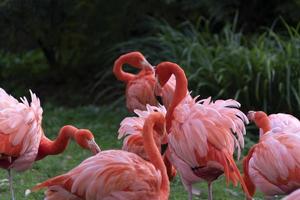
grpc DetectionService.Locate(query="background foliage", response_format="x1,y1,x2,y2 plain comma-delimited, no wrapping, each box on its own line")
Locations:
119,18,300,116
0,1,299,199
1,0,300,112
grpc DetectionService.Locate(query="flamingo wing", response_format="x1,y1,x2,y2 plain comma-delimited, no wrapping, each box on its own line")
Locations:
33,150,162,200
268,113,300,130
118,105,166,160
126,74,157,111
167,96,248,192
248,129,300,196
0,89,43,171
169,96,247,166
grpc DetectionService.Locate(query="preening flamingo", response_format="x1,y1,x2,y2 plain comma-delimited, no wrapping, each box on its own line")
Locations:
118,104,176,180
243,111,300,199
113,51,157,111
0,88,100,200
248,111,300,136
31,112,170,200
155,62,250,200
113,51,178,111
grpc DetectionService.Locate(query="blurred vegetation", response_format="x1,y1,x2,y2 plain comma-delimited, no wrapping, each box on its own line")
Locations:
119,18,300,117
0,0,300,114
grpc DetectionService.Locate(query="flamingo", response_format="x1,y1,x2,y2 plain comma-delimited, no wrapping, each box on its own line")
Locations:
283,189,300,200
247,111,300,136
113,51,178,111
118,104,176,180
0,88,100,200
243,111,300,199
31,112,170,200
155,62,250,200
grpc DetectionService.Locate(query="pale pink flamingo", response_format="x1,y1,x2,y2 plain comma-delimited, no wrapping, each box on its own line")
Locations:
0,88,100,200
155,62,250,200
283,188,300,200
118,104,176,180
113,51,178,111
243,111,300,199
248,111,300,136
113,51,157,111
31,112,169,200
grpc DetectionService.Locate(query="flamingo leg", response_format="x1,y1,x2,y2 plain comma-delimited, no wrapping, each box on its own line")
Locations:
187,185,193,200
180,177,193,200
8,169,15,200
208,182,213,200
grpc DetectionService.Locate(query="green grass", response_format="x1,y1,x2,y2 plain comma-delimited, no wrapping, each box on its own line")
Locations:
0,105,264,199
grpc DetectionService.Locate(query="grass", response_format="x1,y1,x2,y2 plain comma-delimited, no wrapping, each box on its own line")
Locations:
0,105,264,200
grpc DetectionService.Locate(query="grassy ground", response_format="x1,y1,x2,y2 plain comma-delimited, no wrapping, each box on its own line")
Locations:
0,105,264,200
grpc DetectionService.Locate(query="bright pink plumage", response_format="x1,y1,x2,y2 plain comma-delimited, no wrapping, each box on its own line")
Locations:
33,112,170,200
167,96,248,198
118,104,166,160
248,111,300,137
113,52,177,111
155,61,250,199
33,150,164,200
243,128,300,198
118,104,177,180
125,69,158,111
268,113,300,129
0,88,43,171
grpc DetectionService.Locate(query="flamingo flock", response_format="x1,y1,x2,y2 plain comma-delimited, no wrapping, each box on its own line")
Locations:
0,51,299,200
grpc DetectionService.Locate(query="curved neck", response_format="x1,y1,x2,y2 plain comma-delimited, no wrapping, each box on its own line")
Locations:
143,113,169,199
255,112,271,134
165,65,188,132
113,57,142,82
36,125,78,161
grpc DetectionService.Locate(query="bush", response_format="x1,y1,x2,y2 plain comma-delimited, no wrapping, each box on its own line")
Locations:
116,19,300,117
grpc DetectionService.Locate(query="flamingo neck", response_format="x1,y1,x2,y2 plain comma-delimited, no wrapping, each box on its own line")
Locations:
35,125,78,161
255,114,271,134
143,113,169,199
113,57,142,82
165,66,188,132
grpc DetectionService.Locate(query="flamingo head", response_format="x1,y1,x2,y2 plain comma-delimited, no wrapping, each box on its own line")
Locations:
247,111,268,123
155,62,173,87
247,110,271,134
115,51,152,70
75,129,101,155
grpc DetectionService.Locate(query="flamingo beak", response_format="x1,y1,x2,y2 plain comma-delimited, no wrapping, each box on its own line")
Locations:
141,59,153,70
247,111,256,122
87,139,101,155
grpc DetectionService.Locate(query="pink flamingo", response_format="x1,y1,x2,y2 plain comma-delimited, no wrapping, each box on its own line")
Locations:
0,88,100,200
248,111,300,136
243,111,300,199
113,51,178,111
118,104,176,180
118,104,167,160
155,62,250,200
31,112,170,200
113,51,157,111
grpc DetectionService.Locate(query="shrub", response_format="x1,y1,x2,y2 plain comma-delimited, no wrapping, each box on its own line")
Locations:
116,19,300,117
